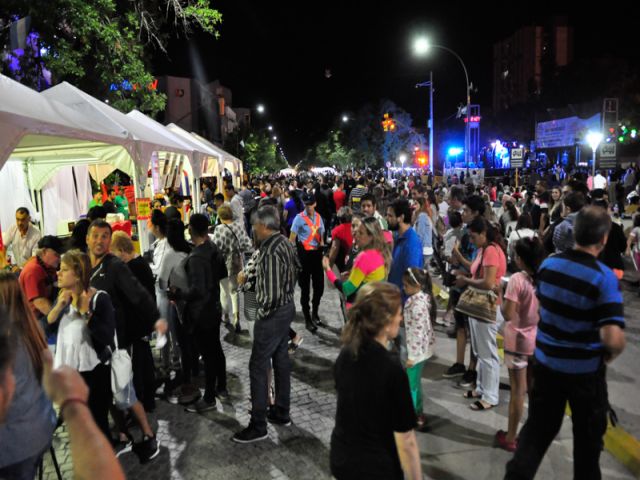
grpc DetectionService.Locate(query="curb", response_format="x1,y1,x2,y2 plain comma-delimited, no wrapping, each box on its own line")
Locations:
604,422,640,478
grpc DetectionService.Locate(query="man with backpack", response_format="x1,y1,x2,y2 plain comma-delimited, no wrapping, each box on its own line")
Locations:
168,214,229,413
87,220,160,463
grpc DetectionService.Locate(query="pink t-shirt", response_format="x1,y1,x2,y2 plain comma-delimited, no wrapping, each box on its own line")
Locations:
503,272,540,355
470,244,507,283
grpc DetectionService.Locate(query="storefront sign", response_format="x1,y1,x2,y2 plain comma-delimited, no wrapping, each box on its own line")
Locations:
136,198,151,220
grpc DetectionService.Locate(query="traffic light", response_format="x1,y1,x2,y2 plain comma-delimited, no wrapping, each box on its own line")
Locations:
381,113,396,132
415,149,428,168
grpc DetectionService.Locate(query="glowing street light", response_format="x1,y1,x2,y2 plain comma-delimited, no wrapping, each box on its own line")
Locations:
413,37,431,56
273,135,278,141
268,125,273,131
256,104,265,114
399,153,407,176
586,131,604,179
342,115,349,123
413,36,471,168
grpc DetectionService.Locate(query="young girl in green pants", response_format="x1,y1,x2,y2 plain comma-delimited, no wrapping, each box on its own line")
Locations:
402,267,436,429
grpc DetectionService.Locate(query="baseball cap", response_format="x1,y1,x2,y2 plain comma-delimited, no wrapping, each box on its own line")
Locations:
38,235,64,255
302,192,316,205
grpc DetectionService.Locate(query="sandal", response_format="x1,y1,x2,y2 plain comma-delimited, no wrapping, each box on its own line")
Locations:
470,400,494,411
495,430,518,452
463,390,481,399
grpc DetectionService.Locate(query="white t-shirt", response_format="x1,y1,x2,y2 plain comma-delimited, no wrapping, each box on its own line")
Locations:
593,174,607,190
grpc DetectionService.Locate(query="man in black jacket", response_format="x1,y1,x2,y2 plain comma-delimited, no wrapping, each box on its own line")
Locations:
87,220,160,463
169,214,228,413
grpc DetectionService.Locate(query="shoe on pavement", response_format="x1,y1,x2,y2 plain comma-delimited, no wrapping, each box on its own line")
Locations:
133,435,160,464
113,439,133,458
167,384,201,405
185,398,217,413
495,430,518,452
312,314,326,328
267,406,292,426
305,313,317,333
459,370,477,388
442,362,466,378
215,389,230,401
232,423,268,444
288,337,304,354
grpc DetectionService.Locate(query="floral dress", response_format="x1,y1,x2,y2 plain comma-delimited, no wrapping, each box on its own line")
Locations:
404,291,435,364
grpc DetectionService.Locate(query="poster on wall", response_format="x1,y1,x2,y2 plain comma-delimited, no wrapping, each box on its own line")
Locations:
136,198,151,220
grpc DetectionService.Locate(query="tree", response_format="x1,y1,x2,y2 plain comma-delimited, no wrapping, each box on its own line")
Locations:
313,130,356,169
0,0,222,115
242,131,287,175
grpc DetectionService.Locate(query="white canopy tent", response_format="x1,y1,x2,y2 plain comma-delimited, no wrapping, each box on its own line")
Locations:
41,83,199,251
166,123,224,189
126,110,205,203
191,132,244,189
0,74,133,235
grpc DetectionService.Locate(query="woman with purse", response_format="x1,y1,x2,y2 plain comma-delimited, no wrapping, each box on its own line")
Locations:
455,217,507,411
212,204,254,333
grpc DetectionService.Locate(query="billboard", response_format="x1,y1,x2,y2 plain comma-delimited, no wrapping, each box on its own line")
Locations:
536,114,601,148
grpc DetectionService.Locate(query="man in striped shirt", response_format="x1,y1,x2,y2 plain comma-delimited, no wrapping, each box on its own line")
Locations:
506,206,626,480
233,206,300,444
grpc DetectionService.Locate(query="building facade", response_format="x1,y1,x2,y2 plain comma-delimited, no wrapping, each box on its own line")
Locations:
493,19,573,113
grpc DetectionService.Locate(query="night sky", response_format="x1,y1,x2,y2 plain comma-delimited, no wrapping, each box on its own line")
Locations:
156,1,640,163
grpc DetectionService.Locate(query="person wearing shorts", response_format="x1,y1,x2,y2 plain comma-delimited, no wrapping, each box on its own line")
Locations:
495,237,544,452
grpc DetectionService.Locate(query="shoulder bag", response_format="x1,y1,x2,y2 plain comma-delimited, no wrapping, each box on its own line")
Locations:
91,291,133,394
454,247,498,323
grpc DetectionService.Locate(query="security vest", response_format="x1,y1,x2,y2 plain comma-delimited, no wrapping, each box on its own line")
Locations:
300,212,321,251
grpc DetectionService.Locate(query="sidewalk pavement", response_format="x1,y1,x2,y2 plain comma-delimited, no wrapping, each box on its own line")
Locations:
41,279,638,479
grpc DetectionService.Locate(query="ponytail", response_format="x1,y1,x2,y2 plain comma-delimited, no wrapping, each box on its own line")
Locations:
403,267,437,323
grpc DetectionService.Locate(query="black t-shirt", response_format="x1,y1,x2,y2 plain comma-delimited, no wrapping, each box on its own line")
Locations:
330,340,416,480
127,256,156,302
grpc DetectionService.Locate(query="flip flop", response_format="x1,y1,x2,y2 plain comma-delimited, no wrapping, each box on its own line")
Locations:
463,390,482,399
470,400,494,411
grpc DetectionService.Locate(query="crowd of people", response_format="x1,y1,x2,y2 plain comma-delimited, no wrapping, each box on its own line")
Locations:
0,162,637,479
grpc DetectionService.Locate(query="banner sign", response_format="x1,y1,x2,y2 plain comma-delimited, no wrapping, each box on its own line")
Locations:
536,114,601,148
136,198,151,220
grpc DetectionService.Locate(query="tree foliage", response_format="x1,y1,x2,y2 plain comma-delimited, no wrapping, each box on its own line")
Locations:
309,100,426,169
0,0,222,115
242,131,287,175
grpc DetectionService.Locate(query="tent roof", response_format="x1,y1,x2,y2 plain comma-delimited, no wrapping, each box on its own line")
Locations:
0,74,130,175
126,110,205,178
42,83,191,163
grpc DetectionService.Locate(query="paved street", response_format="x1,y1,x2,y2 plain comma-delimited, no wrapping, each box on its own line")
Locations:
42,274,639,479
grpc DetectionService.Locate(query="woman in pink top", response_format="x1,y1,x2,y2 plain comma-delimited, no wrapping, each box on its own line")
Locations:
495,237,545,452
455,217,507,411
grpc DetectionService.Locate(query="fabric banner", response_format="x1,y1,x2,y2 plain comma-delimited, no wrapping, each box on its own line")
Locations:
536,114,601,148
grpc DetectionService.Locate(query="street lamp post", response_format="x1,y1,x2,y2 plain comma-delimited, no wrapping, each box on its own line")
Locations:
414,37,471,167
415,71,434,174
586,131,604,180
399,153,407,176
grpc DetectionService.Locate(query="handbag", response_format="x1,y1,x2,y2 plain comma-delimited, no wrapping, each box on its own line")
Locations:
224,224,245,276
91,291,133,393
110,332,133,394
454,248,498,323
